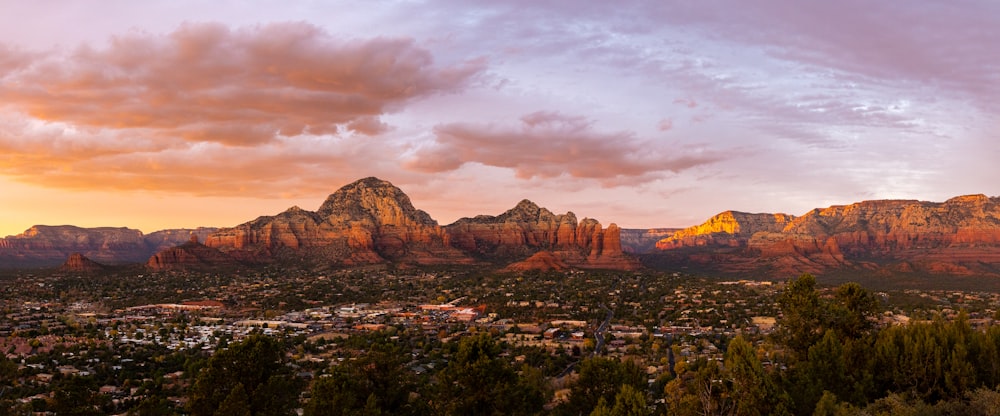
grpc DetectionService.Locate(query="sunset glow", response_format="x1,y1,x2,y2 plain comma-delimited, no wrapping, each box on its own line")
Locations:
1,1,997,236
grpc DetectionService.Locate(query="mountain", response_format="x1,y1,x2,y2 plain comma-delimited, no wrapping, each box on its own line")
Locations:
446,200,639,270
147,236,239,271
180,178,637,271
203,177,472,267
0,226,218,268
646,195,1000,278
620,228,680,253
59,253,106,273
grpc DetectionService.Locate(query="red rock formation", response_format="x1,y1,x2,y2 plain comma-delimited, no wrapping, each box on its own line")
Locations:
204,177,472,267
59,253,106,273
0,226,220,268
655,211,795,250
505,251,569,272
147,236,239,271
445,200,639,270
651,194,1000,277
201,181,639,271
619,228,680,253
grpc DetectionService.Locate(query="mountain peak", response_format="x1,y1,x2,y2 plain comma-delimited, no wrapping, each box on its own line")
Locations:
59,252,106,272
498,199,556,223
316,177,436,226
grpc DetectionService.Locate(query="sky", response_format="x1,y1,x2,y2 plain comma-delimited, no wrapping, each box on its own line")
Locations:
1,0,998,237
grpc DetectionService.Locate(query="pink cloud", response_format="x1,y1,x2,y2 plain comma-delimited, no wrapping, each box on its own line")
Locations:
657,119,673,131
0,22,485,146
405,111,724,183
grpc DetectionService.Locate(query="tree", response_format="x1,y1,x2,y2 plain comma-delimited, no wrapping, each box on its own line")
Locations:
776,274,823,361
726,336,790,416
49,376,106,416
829,282,879,339
609,384,649,416
304,341,420,416
434,334,546,416
187,335,300,416
561,357,645,416
214,383,252,416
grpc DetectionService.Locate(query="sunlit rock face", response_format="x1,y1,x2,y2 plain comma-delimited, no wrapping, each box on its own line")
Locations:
655,211,795,250
619,228,679,254
0,225,217,268
650,195,1000,277
196,178,640,271
447,200,639,271
204,177,471,266
5,177,643,271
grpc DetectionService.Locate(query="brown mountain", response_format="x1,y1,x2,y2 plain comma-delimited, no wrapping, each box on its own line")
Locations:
0,226,218,268
648,194,1000,277
167,178,638,271
59,253,106,273
620,228,680,254
446,200,639,270
203,177,473,267
147,236,240,271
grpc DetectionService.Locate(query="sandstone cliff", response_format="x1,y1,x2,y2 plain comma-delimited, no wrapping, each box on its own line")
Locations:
649,195,1000,277
0,226,220,268
184,179,639,271
203,177,472,267
655,211,795,250
620,228,680,253
147,236,239,271
447,200,639,270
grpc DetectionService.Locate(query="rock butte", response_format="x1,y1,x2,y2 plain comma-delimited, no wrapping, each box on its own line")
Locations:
198,177,637,271
650,194,1000,277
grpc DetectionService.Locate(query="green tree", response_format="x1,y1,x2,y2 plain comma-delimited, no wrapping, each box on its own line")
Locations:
304,340,421,416
187,335,300,416
49,376,106,416
561,357,645,416
434,334,546,416
214,383,252,416
776,274,823,361
609,384,649,416
812,391,858,416
829,282,879,339
726,336,790,416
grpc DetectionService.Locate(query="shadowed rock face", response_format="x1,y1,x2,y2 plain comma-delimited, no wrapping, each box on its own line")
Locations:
0,226,218,268
59,253,106,272
649,195,1000,277
148,236,239,271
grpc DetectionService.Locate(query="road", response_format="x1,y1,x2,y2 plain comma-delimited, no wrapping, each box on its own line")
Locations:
592,304,613,357
556,304,615,378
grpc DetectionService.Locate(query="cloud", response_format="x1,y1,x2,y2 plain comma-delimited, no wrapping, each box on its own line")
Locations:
0,22,487,196
0,22,485,146
405,111,725,183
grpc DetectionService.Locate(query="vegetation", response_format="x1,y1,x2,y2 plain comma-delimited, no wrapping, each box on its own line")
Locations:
6,267,1000,414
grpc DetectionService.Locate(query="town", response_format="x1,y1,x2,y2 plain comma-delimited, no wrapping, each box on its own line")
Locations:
3,265,1000,415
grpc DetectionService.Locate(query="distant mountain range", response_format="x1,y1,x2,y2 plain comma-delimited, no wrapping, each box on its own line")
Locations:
4,179,1000,280
0,226,218,268
644,194,1000,279
2,177,636,272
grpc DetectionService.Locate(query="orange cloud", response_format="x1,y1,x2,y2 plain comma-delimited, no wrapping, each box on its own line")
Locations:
0,23,485,196
0,22,483,146
406,111,725,182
